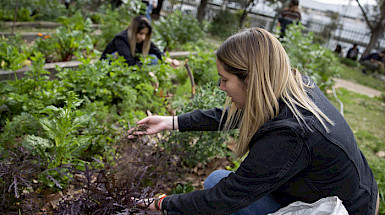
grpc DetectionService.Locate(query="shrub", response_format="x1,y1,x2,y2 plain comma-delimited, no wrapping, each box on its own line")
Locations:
0,35,29,71
339,57,360,68
168,83,232,167
154,10,205,51
0,0,66,22
282,24,340,92
209,10,239,39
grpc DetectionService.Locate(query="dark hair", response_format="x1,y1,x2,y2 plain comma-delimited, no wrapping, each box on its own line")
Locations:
127,15,153,56
290,0,299,7
381,50,385,54
132,15,152,34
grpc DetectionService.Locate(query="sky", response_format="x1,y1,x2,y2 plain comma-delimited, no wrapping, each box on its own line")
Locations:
313,0,377,5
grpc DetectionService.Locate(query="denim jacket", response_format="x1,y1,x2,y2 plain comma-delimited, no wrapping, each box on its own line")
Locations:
161,77,378,215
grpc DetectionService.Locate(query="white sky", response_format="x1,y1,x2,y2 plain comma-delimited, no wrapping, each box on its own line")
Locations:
313,0,377,5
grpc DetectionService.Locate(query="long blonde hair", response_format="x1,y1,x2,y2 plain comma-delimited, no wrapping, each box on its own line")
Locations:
217,28,334,158
127,15,152,57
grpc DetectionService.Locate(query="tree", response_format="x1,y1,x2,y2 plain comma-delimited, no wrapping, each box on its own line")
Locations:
355,0,385,59
197,0,208,22
237,0,259,28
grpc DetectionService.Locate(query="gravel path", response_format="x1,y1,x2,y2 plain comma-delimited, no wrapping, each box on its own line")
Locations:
333,78,382,98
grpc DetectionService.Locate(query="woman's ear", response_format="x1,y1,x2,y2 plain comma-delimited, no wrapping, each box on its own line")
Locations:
243,76,249,91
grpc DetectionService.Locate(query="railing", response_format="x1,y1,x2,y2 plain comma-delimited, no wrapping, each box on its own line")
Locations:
160,0,385,52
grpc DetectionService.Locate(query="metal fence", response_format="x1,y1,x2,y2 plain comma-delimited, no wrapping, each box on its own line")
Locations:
160,0,385,55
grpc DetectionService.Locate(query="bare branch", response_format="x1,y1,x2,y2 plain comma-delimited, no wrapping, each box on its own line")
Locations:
355,0,374,31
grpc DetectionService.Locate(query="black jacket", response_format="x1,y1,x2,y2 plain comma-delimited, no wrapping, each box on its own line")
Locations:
100,29,163,66
161,76,378,215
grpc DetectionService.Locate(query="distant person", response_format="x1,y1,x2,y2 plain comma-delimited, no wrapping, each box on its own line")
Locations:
145,0,157,22
334,44,343,58
64,0,71,10
346,44,359,61
277,0,301,38
359,50,385,74
100,15,179,67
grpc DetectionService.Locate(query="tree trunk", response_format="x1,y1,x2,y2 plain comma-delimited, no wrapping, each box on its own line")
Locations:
356,0,385,59
361,22,385,58
197,0,208,22
239,0,257,28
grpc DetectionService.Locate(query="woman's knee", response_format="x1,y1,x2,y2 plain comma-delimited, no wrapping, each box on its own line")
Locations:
204,170,232,189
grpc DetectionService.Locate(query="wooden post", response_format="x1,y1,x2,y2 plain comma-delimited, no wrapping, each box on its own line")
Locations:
184,59,195,98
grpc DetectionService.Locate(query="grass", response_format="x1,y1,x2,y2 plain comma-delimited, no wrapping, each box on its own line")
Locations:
328,64,385,214
337,61,385,93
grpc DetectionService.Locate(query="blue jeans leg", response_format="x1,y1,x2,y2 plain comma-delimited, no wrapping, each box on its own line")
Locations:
204,170,281,215
148,54,159,65
146,4,153,22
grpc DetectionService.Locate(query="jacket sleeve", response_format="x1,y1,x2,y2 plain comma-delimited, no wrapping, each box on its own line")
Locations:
114,37,140,66
161,127,309,215
177,108,229,132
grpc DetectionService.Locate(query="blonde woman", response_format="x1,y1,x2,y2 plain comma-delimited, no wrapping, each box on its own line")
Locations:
132,28,379,215
100,15,179,67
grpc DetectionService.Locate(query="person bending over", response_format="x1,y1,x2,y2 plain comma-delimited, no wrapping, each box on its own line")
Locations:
132,28,379,215
100,15,179,67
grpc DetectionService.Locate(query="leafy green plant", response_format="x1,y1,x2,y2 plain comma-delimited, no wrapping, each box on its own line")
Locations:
0,35,29,71
0,0,66,21
95,2,143,50
339,57,360,68
0,52,64,123
282,24,340,92
168,83,232,167
208,10,239,39
171,183,194,194
154,10,205,51
30,11,94,62
22,92,93,189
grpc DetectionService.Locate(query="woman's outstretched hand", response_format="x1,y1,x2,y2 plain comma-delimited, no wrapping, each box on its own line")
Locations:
165,57,180,68
130,116,177,136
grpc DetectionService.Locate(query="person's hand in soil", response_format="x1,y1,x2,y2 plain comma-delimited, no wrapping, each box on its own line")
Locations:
129,116,178,136
132,193,167,211
132,197,157,210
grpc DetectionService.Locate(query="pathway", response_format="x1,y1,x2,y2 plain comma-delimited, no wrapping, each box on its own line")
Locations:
333,78,382,98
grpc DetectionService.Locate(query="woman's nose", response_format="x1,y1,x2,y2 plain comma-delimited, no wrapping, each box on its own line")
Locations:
219,80,225,91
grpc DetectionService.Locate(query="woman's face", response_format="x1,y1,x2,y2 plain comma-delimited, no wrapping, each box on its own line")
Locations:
136,27,149,43
217,59,247,109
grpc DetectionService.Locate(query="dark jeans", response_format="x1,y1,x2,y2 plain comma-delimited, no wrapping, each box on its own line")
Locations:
204,170,282,215
360,60,381,73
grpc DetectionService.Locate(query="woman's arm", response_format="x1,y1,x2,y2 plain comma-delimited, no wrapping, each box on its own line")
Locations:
114,37,140,66
134,108,225,136
149,42,180,68
178,108,227,132
161,127,308,214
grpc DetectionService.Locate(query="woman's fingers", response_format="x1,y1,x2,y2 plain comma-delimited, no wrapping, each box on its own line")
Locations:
172,59,180,66
126,116,173,138
137,117,150,125
131,197,157,210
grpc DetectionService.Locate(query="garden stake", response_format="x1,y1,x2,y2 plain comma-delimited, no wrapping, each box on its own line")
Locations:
184,59,195,98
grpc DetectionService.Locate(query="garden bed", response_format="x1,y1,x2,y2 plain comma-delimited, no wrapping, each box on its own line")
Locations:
0,51,196,81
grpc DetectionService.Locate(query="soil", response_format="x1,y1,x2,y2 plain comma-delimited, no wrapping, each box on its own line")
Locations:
18,133,234,214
